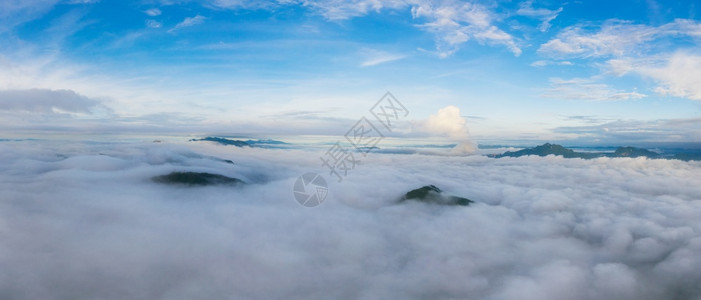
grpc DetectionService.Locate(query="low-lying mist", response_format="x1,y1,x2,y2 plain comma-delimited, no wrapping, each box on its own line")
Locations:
1,139,700,299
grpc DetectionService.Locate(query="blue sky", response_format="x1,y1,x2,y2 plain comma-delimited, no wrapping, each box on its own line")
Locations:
0,0,700,145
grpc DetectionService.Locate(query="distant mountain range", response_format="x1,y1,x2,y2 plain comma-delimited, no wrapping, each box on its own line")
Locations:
492,143,700,161
190,137,288,148
188,137,701,161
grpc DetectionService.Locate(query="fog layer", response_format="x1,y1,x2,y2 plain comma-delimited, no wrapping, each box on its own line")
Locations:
1,140,700,299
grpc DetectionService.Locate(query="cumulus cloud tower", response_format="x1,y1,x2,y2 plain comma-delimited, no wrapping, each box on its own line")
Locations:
425,105,476,154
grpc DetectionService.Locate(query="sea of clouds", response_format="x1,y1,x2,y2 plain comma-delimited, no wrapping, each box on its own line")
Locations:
1,139,700,299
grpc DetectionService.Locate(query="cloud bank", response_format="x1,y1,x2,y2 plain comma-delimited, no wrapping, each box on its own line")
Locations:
538,19,701,101
423,105,476,154
543,78,646,101
2,139,700,299
0,88,103,114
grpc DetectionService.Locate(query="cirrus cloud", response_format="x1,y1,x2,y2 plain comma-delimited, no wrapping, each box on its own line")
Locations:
169,15,207,33
205,0,522,57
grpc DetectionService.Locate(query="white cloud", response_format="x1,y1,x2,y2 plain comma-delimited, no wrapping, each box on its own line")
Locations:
530,60,572,67
553,117,701,144
0,47,418,135
538,19,701,102
0,88,103,114
1,140,701,298
603,52,701,101
423,105,475,154
543,77,647,101
539,22,655,57
425,105,468,139
412,1,521,57
0,0,59,32
169,15,207,32
359,49,407,67
516,0,563,32
66,0,100,3
530,60,548,67
144,8,161,16
204,0,521,57
298,0,405,20
0,89,115,132
207,0,279,10
539,19,701,58
605,57,636,76
206,0,404,17
636,52,701,100
146,19,162,28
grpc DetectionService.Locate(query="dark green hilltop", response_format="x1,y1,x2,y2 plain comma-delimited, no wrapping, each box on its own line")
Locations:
401,185,474,206
153,172,245,186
